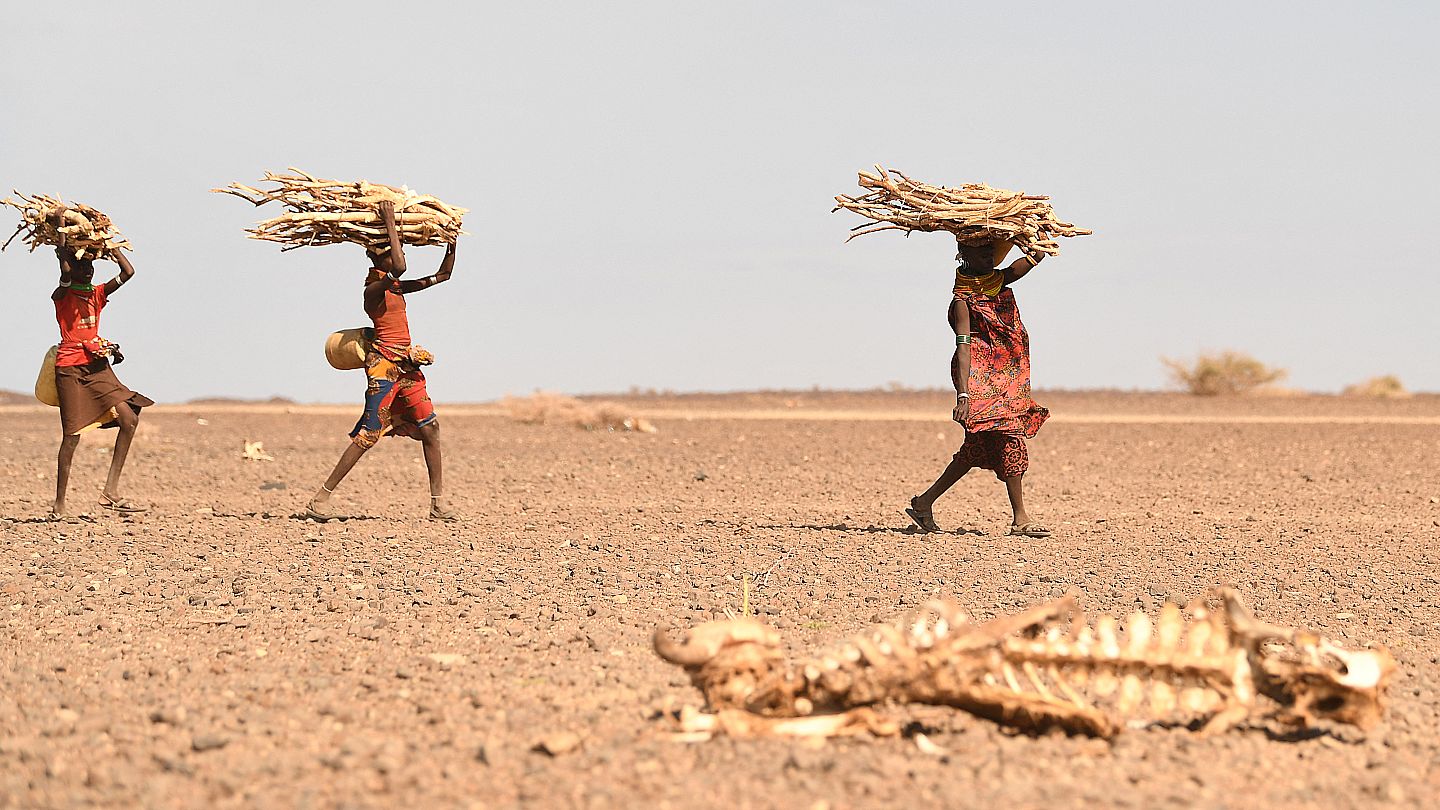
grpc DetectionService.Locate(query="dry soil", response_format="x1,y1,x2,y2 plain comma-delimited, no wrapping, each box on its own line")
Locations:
1,391,1437,808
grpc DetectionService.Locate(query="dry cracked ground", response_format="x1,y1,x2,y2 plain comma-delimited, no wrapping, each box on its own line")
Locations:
1,391,1438,808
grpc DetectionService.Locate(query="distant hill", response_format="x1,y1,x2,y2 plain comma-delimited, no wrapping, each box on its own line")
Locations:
0,389,35,404
185,396,298,406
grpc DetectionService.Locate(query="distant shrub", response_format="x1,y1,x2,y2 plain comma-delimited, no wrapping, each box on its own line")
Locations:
501,392,657,433
1162,351,1287,396
1342,375,1410,398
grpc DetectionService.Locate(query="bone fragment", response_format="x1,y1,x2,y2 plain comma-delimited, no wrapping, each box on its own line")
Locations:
1157,603,1183,657
1149,680,1177,716
1118,675,1144,715
1127,611,1152,655
1097,616,1121,659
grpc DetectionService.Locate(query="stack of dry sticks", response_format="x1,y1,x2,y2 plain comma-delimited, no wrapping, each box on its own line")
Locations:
2,192,132,260
213,169,467,251
833,166,1091,260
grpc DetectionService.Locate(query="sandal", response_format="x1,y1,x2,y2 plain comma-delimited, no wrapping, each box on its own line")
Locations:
428,498,461,523
99,496,148,514
304,501,346,523
1006,522,1052,538
904,497,941,533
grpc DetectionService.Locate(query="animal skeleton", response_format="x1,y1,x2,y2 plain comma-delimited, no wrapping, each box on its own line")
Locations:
833,166,1092,260
2,192,132,260
654,588,1392,740
213,168,466,252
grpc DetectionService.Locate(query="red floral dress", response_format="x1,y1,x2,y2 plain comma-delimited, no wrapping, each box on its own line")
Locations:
951,286,1048,479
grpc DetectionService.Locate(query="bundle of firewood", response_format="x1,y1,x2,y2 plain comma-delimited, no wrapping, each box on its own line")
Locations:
213,168,467,252
833,166,1091,260
1,192,132,260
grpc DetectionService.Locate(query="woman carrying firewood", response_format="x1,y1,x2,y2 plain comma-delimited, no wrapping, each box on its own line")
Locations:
50,246,153,519
306,201,460,522
905,239,1051,537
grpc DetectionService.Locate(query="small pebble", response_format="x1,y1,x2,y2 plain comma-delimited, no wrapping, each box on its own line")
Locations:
192,733,229,752
534,731,581,757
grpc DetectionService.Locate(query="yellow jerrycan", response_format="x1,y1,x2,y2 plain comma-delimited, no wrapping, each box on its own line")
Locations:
324,329,370,371
34,345,59,407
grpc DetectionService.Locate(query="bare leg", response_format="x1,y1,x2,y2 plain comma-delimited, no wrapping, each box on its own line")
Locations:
1004,475,1031,527
905,458,972,532
419,421,458,520
53,433,81,517
310,442,370,515
914,458,972,513
419,421,443,498
101,403,139,503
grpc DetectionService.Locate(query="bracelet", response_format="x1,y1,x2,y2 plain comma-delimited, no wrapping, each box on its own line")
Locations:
957,392,969,399
956,334,972,345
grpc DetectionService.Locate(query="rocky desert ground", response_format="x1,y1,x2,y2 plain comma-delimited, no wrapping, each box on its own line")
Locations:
2,390,1437,808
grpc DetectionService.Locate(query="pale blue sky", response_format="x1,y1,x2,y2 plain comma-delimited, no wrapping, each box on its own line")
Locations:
3,1,1436,401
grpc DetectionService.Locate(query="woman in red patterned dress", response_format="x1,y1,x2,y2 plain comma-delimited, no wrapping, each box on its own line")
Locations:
905,239,1051,537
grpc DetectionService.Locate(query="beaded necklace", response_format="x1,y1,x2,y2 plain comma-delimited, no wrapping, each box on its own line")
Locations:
953,269,1004,298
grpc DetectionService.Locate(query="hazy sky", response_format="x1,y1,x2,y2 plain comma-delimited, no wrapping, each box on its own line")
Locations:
3,1,1437,402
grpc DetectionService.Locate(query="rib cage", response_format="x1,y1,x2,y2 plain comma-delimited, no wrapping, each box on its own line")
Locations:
653,588,1393,738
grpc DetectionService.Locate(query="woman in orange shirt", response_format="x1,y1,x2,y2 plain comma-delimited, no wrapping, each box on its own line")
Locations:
50,247,153,519
306,201,459,522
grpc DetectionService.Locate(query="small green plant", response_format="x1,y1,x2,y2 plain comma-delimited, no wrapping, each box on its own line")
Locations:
1162,351,1287,396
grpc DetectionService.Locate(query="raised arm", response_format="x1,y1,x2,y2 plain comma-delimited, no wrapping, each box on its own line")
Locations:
1001,253,1044,286
52,247,74,300
378,200,407,276
102,249,136,296
949,299,972,424
398,240,457,294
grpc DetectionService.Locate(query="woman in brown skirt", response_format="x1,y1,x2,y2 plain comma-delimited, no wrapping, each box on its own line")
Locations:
50,247,153,519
